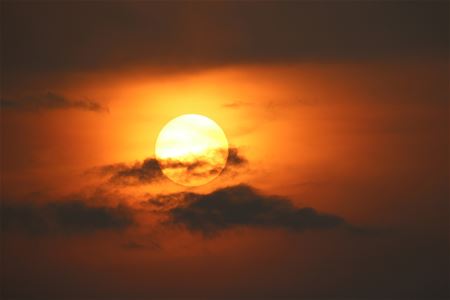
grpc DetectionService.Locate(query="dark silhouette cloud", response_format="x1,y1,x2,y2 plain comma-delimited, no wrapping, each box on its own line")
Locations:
99,158,164,185
166,184,345,236
2,183,367,239
97,147,247,185
1,92,108,113
161,147,248,179
226,147,247,167
2,200,134,235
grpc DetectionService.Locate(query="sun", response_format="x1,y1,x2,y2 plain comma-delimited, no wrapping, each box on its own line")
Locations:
155,114,229,186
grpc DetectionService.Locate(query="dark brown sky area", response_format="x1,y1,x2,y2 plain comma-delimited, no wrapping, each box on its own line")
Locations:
2,2,448,76
1,2,449,300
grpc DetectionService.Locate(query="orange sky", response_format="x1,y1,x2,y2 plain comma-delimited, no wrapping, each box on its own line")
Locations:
1,2,448,299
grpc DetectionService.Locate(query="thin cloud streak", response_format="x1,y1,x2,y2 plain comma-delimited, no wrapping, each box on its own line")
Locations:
2,200,134,235
1,92,108,113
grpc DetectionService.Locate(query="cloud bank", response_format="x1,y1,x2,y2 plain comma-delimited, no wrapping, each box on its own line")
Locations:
158,184,346,236
3,183,352,238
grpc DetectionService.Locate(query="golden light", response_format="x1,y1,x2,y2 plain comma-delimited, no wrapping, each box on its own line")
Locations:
155,114,229,187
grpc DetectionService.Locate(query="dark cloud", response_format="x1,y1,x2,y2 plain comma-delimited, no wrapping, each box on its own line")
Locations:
98,158,164,185
1,200,134,235
226,147,247,167
1,92,108,113
2,2,447,80
159,158,218,178
166,184,346,236
97,147,247,185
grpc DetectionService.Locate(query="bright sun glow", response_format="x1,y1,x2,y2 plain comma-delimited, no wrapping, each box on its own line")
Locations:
155,114,229,187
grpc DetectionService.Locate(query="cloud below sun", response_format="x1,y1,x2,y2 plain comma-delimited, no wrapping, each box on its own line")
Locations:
3,148,369,239
2,183,355,238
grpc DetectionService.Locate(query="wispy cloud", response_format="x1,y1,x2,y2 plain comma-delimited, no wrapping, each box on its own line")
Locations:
1,92,108,113
2,200,134,235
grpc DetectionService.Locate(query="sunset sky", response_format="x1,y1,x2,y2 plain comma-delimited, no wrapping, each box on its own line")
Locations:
1,2,448,299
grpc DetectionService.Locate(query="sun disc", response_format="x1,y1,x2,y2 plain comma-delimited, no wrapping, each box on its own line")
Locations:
155,114,229,186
